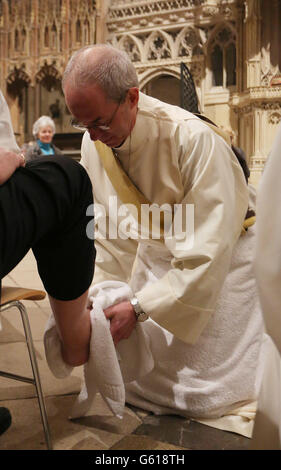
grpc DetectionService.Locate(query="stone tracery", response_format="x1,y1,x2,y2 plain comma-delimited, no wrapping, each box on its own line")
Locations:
107,0,281,186
0,0,280,184
177,26,203,58
146,30,172,60
0,0,97,142
207,24,237,87
119,34,142,62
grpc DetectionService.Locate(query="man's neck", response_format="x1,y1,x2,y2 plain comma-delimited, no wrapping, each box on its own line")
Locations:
130,107,138,134
113,140,125,149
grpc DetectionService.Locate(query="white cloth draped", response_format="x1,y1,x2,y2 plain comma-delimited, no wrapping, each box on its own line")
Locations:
44,281,154,419
125,193,264,437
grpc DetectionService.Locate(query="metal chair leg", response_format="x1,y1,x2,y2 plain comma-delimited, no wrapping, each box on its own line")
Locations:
0,300,53,450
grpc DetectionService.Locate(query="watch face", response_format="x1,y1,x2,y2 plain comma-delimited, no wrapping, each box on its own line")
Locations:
131,298,148,321
137,311,149,322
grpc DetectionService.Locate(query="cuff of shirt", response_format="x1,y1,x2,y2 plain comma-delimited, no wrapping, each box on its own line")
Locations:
136,277,213,344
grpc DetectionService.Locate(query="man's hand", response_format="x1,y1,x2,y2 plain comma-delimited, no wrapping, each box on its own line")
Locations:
104,300,137,345
0,147,25,185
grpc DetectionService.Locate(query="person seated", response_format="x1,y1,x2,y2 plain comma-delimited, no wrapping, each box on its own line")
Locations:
25,115,62,161
0,90,95,436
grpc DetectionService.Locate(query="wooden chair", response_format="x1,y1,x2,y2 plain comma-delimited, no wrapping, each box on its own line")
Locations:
0,286,52,450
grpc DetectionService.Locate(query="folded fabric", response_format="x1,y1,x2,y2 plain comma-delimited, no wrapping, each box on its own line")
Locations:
44,313,73,379
125,207,265,438
195,401,257,438
44,280,154,419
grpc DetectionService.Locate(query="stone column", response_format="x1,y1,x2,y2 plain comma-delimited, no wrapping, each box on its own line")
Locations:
236,3,244,93
61,0,70,56
0,0,9,91
95,0,111,44
245,0,262,88
271,0,280,69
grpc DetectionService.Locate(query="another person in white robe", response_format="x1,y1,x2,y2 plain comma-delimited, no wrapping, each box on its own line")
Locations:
62,44,265,432
250,123,281,449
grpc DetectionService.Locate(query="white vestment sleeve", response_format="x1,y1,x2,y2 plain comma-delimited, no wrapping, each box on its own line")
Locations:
250,124,281,450
0,90,20,151
136,124,249,343
254,123,281,355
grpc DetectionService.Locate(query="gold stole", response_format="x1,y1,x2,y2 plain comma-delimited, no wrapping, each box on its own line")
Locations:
94,140,165,239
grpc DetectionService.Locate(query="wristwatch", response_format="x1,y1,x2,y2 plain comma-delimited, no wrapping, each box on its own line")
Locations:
130,297,149,322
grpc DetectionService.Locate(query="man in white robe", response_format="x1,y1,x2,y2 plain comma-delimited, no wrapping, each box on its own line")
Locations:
62,45,264,430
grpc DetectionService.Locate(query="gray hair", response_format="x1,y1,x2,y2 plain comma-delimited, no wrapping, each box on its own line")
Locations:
32,116,55,139
62,44,139,102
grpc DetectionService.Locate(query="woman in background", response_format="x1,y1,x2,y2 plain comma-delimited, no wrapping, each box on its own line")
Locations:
25,115,62,161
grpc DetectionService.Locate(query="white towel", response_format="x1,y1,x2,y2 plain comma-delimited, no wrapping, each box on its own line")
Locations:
44,313,74,378
44,281,154,419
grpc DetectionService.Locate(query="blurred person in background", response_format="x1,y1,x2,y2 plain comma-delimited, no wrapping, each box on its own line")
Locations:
25,115,62,161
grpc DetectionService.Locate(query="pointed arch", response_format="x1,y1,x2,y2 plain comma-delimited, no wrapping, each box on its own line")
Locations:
140,68,181,107
211,44,223,86
83,18,90,44
76,18,81,43
176,26,204,59
206,21,237,51
206,22,237,89
44,25,49,48
14,28,20,51
118,34,143,63
144,30,173,61
139,67,181,90
226,42,236,86
51,21,57,49
6,66,31,100
36,62,61,92
21,27,27,52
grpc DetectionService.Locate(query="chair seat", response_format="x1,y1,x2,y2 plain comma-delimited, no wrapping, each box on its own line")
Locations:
1,286,46,306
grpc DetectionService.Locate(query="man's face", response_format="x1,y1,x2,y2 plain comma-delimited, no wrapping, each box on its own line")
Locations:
64,82,139,148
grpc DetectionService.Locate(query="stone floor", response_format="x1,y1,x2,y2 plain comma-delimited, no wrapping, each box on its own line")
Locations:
0,251,251,451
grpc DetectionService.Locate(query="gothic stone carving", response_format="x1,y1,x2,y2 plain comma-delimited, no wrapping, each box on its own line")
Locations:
269,111,281,125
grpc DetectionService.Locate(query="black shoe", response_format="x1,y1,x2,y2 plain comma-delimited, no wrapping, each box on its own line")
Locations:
0,407,12,436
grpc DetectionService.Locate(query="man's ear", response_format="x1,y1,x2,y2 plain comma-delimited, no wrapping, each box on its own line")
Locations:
127,87,139,108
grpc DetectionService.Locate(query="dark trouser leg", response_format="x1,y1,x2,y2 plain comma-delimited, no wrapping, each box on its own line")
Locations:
0,155,95,300
0,408,11,436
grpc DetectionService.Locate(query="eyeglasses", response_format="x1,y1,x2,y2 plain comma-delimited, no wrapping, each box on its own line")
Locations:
70,99,122,132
